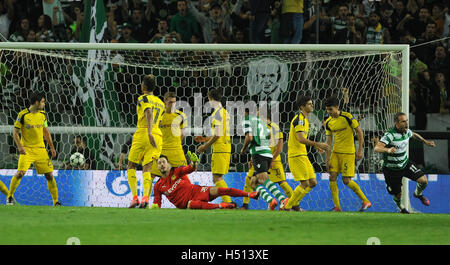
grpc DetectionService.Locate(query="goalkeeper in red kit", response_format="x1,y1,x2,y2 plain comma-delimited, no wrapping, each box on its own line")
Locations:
150,152,258,209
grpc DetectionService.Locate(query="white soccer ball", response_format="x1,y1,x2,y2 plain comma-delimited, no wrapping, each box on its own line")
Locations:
70,152,85,168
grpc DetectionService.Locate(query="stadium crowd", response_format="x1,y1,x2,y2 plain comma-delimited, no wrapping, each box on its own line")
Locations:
1,0,449,119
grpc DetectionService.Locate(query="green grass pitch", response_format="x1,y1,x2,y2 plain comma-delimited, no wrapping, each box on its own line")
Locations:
0,206,449,245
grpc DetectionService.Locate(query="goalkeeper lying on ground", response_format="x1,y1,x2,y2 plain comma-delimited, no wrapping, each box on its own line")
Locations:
150,152,258,210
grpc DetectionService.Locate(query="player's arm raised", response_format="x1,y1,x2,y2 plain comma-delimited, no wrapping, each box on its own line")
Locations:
13,127,26,155
187,151,199,171
374,141,396,154
412,132,436,147
43,127,57,158
354,126,364,160
145,107,157,148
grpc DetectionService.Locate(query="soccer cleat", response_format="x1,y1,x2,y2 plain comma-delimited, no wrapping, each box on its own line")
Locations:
239,204,249,210
139,196,149,209
359,201,372,212
279,198,289,210
329,207,342,212
219,202,236,209
6,196,16,206
128,196,140,208
54,201,62,206
268,198,278,210
400,208,410,214
248,191,259,200
291,206,306,212
413,193,430,206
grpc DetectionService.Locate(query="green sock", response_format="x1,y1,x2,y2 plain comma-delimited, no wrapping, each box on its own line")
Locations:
415,182,427,196
256,185,273,203
264,179,286,201
393,196,403,210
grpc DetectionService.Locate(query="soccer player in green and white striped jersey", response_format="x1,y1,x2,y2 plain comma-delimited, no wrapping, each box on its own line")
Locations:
374,112,435,213
240,108,289,210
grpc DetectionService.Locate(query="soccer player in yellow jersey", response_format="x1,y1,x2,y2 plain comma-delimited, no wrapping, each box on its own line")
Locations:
241,108,294,210
282,95,330,211
127,74,165,208
7,92,60,206
196,89,232,203
150,91,188,178
324,96,372,212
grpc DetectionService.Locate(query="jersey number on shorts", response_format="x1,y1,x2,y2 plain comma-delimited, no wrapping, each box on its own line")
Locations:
409,164,420,174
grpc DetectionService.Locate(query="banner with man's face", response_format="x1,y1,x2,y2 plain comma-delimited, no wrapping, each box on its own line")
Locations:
246,57,289,102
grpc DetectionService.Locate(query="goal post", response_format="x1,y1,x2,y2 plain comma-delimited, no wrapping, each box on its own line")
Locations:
0,42,411,210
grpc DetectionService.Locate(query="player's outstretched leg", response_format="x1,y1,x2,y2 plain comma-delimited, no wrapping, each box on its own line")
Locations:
413,176,430,206
262,179,288,208
213,174,232,203
209,186,258,200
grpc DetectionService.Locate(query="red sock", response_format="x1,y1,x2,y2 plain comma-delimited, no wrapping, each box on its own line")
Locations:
188,200,219,210
217,187,249,197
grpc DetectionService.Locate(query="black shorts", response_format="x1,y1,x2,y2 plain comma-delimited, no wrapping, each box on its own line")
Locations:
382,161,424,195
252,154,272,175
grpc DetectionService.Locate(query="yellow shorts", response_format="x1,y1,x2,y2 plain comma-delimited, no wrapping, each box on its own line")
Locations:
18,147,53,174
329,153,355,177
248,161,286,183
128,132,163,166
211,152,231,175
288,155,315,181
151,149,187,176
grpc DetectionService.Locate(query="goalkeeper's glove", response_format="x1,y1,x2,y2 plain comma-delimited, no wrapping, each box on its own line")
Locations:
187,151,199,163
150,204,160,210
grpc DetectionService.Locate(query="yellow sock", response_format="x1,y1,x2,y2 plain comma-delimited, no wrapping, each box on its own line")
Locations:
127,169,137,197
46,177,59,205
143,172,153,197
279,181,294,198
242,176,252,205
347,180,369,203
215,179,231,203
0,180,8,196
8,176,22,198
330,181,341,209
285,185,310,209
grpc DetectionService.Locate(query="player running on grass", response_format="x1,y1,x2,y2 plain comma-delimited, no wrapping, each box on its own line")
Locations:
241,107,294,210
240,108,289,210
150,152,258,210
374,112,434,214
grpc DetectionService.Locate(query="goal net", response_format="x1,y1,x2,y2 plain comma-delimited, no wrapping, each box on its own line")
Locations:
0,43,409,211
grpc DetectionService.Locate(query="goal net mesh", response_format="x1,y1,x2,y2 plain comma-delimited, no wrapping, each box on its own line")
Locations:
0,45,404,210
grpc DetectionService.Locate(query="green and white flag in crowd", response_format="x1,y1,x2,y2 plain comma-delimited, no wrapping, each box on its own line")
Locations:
72,0,120,169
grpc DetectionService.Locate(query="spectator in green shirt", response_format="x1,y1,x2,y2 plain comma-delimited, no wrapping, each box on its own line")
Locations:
170,0,200,43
